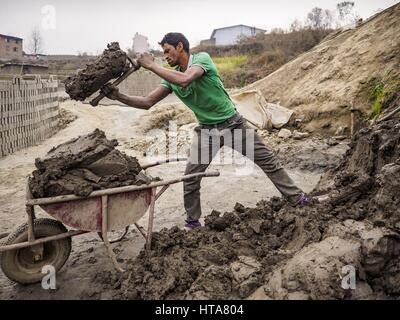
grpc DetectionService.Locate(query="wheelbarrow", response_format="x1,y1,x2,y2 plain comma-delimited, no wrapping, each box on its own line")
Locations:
0,158,220,284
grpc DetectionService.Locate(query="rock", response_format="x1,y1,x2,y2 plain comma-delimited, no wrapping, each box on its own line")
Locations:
246,286,272,300
292,130,310,140
278,129,292,139
327,138,339,146
333,135,347,141
239,276,262,298
301,61,315,70
264,236,362,300
335,126,348,136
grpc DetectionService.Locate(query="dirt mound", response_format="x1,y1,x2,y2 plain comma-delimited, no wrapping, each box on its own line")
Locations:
112,119,400,300
326,119,400,230
29,129,151,198
244,4,400,135
64,42,129,101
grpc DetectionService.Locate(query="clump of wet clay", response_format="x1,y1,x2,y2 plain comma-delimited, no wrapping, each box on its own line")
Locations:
64,42,129,101
106,119,400,300
29,129,151,198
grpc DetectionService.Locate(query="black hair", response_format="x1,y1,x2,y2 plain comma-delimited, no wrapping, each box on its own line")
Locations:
159,33,190,53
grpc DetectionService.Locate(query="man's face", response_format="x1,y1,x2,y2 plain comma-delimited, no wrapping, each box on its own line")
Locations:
162,43,180,67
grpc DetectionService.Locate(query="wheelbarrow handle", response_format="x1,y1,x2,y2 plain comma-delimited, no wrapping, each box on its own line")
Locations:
26,171,220,206
199,171,220,178
178,171,220,182
141,157,187,170
89,60,141,107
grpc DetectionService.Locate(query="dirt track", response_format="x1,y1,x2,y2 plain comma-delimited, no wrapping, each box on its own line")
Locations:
0,100,329,299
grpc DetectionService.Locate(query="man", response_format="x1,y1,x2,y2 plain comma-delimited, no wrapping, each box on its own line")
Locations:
102,32,311,230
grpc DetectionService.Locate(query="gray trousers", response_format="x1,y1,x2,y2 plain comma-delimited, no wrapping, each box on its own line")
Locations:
183,113,304,221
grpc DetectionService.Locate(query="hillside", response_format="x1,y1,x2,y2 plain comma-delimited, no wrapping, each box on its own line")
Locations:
244,3,400,135
194,29,332,88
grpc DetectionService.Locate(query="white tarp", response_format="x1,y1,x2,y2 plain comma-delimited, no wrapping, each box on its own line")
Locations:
231,89,293,130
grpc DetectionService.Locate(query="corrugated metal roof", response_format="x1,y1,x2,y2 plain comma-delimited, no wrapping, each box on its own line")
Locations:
210,24,266,39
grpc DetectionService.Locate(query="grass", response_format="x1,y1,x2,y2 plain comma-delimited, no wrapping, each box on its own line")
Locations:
370,83,385,118
212,55,248,72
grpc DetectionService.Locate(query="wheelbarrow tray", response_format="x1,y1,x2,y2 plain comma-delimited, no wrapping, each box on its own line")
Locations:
40,188,152,232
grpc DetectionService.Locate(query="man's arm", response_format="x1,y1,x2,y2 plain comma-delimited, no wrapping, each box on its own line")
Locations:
102,85,171,110
149,64,204,88
139,53,204,88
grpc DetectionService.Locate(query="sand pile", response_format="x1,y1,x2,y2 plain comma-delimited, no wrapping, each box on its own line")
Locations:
243,3,400,135
114,119,400,300
64,42,129,101
29,129,151,198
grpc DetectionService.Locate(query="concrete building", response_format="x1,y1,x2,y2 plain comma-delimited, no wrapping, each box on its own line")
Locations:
201,25,266,46
0,34,23,60
133,32,149,53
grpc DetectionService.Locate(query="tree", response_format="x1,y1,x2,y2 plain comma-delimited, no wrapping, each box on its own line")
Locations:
29,26,43,55
336,1,360,25
322,9,334,29
307,7,325,29
290,19,304,32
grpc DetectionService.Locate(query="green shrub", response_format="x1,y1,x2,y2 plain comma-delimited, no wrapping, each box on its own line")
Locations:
370,83,385,118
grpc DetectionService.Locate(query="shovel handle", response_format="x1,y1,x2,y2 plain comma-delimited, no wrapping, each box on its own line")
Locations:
89,60,140,107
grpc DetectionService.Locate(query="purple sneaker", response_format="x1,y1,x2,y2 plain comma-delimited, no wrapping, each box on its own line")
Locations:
184,219,202,231
297,194,313,206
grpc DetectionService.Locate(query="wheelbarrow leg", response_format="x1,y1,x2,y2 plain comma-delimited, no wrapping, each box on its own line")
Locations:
26,205,36,242
25,184,36,242
102,195,124,273
26,205,44,261
145,188,157,251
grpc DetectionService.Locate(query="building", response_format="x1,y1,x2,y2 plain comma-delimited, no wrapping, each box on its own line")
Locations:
0,34,23,60
201,25,266,46
132,32,149,54
0,63,48,75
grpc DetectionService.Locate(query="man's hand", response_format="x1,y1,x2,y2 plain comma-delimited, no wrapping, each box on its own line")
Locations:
101,83,120,100
138,52,155,70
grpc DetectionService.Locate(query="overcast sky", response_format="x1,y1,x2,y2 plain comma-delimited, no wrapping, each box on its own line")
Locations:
0,0,398,55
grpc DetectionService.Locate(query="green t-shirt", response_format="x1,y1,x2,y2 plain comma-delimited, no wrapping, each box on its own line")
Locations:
160,52,237,124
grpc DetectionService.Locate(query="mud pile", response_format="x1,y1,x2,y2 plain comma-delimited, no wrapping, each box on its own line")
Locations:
114,119,400,300
327,119,400,230
64,42,129,101
29,129,151,198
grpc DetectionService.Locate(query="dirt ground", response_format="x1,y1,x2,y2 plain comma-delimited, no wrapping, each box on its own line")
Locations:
0,100,349,299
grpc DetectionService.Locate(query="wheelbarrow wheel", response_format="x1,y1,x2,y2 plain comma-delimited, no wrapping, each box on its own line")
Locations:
97,226,129,244
0,218,71,285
